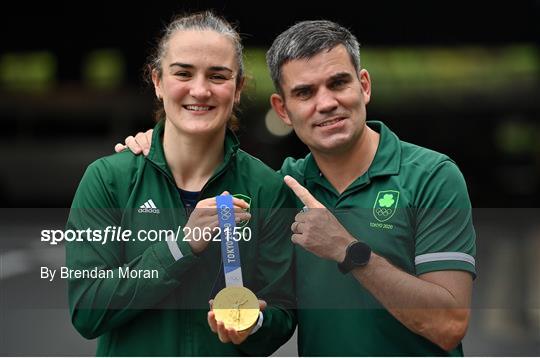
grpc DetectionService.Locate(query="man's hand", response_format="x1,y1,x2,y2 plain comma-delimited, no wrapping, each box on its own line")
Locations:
186,191,250,255
207,300,267,344
114,129,153,156
284,175,356,263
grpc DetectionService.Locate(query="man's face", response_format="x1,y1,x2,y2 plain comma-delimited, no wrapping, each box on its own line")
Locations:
271,45,371,156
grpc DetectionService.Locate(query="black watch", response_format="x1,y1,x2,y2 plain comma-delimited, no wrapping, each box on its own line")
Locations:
338,241,372,274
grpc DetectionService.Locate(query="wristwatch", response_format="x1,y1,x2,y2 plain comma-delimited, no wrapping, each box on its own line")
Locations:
338,241,372,274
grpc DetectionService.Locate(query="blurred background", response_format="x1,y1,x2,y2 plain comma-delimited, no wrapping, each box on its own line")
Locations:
1,0,539,355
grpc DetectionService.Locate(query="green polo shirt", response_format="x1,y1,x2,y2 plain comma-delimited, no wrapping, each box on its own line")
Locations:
280,121,476,356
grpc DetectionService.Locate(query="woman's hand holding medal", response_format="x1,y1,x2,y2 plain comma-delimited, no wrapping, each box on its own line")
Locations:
207,298,267,344
184,191,251,255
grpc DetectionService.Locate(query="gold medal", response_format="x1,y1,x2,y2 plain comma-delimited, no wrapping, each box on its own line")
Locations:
213,286,260,331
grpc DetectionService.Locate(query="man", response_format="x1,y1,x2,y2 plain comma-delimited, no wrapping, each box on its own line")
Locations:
117,20,476,356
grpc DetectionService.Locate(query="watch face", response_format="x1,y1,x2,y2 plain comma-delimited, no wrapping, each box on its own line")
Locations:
349,242,371,265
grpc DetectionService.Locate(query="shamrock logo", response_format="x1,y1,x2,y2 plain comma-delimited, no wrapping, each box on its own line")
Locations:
233,193,251,227
373,190,400,222
378,194,395,208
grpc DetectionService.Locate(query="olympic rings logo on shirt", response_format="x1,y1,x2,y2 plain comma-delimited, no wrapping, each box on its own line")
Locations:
375,208,393,217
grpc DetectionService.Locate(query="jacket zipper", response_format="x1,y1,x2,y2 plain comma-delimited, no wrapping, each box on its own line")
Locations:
146,153,235,217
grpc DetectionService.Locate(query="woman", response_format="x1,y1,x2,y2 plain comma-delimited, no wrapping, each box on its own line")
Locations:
66,11,295,356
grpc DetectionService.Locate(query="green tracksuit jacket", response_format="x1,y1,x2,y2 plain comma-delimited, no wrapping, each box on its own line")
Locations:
66,121,296,356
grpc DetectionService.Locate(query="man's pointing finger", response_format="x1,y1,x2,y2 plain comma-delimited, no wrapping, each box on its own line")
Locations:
283,175,324,208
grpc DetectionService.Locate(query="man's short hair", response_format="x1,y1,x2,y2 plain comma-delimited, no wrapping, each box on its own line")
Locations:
266,20,361,95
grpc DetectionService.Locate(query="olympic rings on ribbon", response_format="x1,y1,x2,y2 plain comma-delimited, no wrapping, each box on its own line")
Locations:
219,204,232,220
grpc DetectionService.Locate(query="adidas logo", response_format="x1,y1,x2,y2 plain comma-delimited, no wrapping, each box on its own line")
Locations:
138,199,160,214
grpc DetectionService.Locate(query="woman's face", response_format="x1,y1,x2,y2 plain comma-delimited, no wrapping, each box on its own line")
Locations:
153,30,242,136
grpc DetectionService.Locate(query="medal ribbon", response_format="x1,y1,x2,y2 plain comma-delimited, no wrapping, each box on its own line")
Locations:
216,194,243,287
